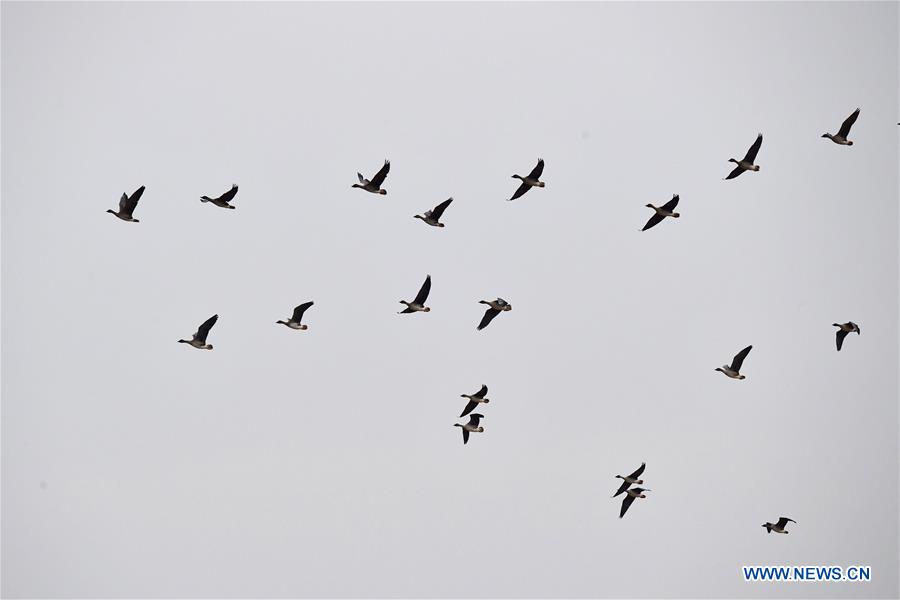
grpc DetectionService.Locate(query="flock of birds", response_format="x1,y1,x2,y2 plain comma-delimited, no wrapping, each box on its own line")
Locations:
107,107,872,526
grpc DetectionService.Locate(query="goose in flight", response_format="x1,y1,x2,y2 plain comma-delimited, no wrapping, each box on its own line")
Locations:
613,462,646,497
454,413,485,445
107,185,145,222
715,345,753,379
399,275,431,314
619,487,650,518
822,108,860,145
508,158,545,201
724,134,762,180
277,301,314,330
762,517,796,534
352,160,390,195
641,195,680,231
477,298,512,330
201,184,238,209
832,321,860,351
414,197,453,227
178,314,218,350
459,385,490,418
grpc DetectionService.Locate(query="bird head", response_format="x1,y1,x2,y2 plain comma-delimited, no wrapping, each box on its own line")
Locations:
511,174,522,180
206,344,214,350
752,165,760,171
437,223,445,228
423,307,431,312
737,374,746,380
846,140,854,146
821,133,831,139
645,203,654,208
728,158,738,164
200,196,211,201
106,209,116,214
476,427,484,432
378,189,387,195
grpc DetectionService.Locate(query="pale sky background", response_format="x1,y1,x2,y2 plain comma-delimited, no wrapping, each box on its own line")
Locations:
2,1,898,598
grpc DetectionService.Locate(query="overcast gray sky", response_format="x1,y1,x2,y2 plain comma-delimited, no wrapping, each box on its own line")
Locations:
2,1,898,598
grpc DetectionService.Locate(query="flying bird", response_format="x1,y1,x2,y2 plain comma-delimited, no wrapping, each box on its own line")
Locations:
277,301,314,330
454,413,485,445
352,159,390,195
619,487,650,518
832,321,860,351
613,462,646,497
477,298,512,330
399,275,432,314
508,158,545,201
762,517,796,534
724,134,762,180
107,185,145,222
822,108,860,145
715,345,753,379
201,184,238,209
178,314,219,350
459,385,490,418
414,197,453,227
641,195,680,231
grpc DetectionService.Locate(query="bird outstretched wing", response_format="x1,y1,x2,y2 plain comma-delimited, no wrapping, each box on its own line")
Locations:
196,314,219,343
724,164,745,180
641,212,665,231
837,108,860,139
122,185,145,214
730,345,752,371
661,195,679,211
292,301,314,322
743,134,763,163
413,275,431,305
527,158,545,180
477,307,501,330
459,400,479,418
218,184,238,204
370,160,390,188
509,180,531,201
430,197,453,220
619,494,636,518
627,462,646,480
835,329,848,351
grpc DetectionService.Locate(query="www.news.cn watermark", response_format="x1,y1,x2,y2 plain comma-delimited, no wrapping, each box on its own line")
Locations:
743,565,871,582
